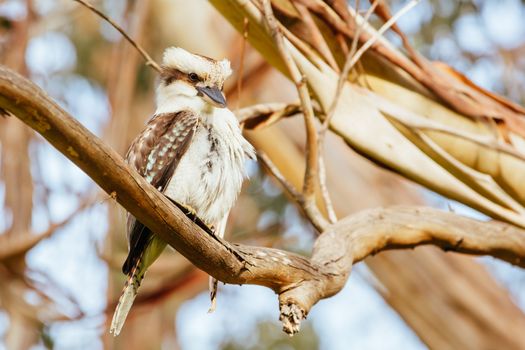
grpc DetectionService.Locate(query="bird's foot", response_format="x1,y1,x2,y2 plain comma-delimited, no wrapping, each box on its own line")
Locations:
168,199,214,235
181,206,214,232
205,222,215,234
166,199,244,263
180,203,198,217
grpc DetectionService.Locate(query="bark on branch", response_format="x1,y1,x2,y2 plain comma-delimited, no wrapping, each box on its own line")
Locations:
1,66,524,334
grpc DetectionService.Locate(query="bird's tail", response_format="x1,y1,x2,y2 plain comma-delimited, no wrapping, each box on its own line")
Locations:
208,214,229,313
109,253,145,336
110,237,166,336
208,277,219,313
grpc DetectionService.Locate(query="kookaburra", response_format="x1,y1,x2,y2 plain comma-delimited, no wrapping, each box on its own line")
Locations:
110,47,255,336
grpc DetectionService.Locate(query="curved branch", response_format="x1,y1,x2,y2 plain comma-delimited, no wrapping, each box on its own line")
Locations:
328,206,525,267
1,66,524,334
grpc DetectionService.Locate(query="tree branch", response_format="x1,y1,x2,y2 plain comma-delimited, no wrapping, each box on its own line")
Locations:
72,0,161,72
1,66,524,335
0,197,95,261
237,102,301,128
261,0,321,203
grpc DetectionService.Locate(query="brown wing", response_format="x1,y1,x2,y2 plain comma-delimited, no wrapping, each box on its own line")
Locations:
122,110,199,275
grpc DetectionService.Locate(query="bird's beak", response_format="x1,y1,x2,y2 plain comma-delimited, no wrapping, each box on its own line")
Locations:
196,86,227,108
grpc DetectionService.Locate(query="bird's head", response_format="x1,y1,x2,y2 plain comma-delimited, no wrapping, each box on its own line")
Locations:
158,47,232,109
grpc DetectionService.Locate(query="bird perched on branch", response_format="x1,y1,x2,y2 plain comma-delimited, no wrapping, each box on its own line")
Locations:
110,47,255,336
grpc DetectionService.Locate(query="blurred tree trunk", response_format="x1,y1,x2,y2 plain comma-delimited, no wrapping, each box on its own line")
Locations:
0,4,41,349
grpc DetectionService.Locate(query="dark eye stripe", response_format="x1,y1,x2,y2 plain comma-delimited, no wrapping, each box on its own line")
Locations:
160,68,206,85
160,67,184,85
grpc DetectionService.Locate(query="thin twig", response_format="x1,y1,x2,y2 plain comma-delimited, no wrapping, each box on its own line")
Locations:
321,0,380,133
317,155,337,222
72,0,161,72
257,152,327,232
237,102,302,128
316,0,379,224
347,0,362,71
257,152,303,202
341,0,419,91
314,0,418,224
261,0,319,200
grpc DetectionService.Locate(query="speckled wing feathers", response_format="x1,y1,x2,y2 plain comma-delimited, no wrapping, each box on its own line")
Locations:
122,111,198,274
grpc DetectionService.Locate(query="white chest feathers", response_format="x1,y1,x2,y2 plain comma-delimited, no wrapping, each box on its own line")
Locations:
163,110,254,225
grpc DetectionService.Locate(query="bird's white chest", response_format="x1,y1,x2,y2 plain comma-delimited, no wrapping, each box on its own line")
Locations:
163,118,248,225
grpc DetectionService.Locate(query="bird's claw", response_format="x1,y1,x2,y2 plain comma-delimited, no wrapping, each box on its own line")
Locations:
181,205,214,231
168,199,214,235
181,203,197,217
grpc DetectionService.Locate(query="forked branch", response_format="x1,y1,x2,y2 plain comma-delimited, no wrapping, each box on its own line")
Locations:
1,66,524,334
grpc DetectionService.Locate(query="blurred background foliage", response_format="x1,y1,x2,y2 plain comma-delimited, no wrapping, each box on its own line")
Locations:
0,0,525,349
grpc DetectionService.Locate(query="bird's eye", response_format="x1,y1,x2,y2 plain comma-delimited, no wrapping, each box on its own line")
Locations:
189,73,199,82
